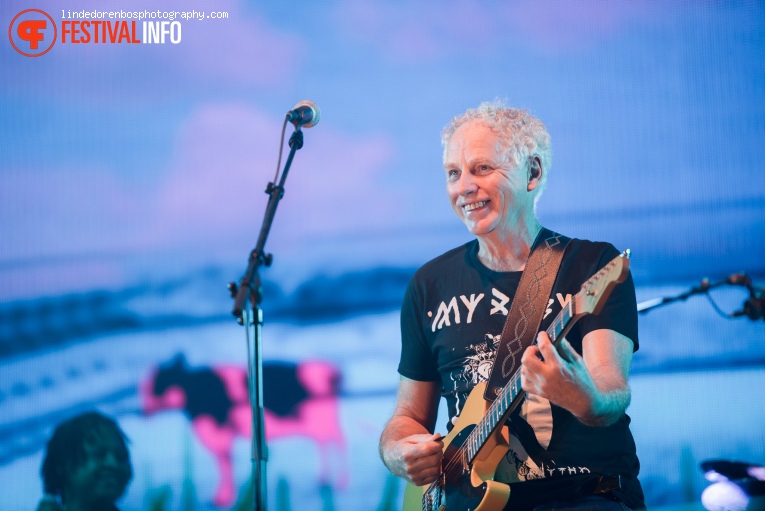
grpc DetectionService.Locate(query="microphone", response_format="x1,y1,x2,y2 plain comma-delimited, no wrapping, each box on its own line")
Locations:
726,273,752,286
732,292,765,321
286,100,320,129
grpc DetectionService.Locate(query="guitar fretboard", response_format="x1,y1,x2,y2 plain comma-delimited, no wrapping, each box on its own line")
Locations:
464,297,577,462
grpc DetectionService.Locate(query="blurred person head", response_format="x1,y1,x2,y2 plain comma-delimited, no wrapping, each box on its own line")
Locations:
40,411,133,511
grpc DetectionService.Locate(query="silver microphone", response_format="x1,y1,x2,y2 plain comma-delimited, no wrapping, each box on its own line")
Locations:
286,100,320,129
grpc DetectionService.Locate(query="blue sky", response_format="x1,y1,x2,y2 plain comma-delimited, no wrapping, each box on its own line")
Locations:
1,0,764,300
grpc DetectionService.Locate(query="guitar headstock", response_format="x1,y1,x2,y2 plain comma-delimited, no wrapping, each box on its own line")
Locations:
573,249,631,316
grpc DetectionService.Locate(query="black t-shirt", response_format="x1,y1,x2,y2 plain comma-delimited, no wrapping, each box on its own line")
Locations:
398,237,644,509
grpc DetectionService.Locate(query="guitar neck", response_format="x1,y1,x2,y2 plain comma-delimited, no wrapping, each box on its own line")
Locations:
464,295,583,463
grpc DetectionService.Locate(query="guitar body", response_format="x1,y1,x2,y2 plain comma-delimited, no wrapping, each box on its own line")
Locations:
403,382,512,511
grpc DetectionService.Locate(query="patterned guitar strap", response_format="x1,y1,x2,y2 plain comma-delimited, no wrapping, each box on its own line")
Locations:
484,227,571,401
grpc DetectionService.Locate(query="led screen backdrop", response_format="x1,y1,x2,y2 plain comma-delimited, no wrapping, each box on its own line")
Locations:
1,1,764,510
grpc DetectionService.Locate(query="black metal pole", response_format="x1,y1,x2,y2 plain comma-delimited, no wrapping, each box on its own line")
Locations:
637,274,761,316
637,277,725,314
229,127,305,511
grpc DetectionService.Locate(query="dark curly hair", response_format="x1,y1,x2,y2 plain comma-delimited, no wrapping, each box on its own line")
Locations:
40,411,133,502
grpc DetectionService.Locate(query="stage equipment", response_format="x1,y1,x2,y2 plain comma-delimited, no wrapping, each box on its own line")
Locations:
228,100,321,511
285,100,320,129
638,273,764,321
701,459,765,511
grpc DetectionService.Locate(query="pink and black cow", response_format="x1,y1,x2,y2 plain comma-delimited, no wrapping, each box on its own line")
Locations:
141,354,347,508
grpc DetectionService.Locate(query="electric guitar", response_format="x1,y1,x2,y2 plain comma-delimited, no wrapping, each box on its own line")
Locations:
402,250,632,511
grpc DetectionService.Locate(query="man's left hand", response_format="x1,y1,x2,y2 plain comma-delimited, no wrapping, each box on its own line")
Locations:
520,331,600,421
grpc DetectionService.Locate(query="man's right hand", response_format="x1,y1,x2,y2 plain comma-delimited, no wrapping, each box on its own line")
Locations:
384,433,443,486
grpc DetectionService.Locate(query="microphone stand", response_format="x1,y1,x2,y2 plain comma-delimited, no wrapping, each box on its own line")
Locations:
228,127,305,511
638,274,765,320
637,278,724,314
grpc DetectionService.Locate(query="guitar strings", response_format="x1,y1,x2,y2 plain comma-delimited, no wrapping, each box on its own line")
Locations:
428,298,575,490
421,299,577,508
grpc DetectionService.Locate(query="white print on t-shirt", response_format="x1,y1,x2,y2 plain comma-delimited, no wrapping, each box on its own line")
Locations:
460,293,485,323
499,436,547,480
544,293,573,320
428,289,571,332
450,332,501,420
428,288,509,332
490,288,510,315
498,432,592,482
428,293,486,331
429,297,460,331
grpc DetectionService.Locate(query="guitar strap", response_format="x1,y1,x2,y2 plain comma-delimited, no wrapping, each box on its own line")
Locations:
484,227,571,401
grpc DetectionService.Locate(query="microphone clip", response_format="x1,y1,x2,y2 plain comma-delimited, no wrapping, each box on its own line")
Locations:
730,274,765,321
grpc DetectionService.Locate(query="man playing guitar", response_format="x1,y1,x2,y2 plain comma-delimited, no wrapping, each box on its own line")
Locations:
379,101,644,511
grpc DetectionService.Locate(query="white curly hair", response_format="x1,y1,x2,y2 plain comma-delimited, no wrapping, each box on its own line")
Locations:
441,99,552,195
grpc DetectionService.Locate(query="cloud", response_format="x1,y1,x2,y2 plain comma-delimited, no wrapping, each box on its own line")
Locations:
0,102,399,265
153,103,400,247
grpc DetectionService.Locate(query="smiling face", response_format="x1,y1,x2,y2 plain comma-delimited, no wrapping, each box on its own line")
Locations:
444,120,538,240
